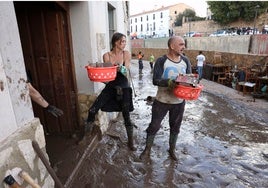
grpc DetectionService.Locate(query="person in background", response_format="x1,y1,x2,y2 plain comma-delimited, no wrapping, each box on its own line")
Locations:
27,82,63,117
196,51,206,80
149,54,155,73
138,51,144,74
83,32,136,151
139,36,192,161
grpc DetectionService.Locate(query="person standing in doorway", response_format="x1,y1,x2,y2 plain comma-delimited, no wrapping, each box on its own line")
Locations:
27,83,63,117
149,54,155,73
140,36,192,161
196,51,206,80
138,51,144,74
82,32,136,151
26,72,63,118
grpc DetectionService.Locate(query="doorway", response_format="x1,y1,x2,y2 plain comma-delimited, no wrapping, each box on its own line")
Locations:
14,2,79,134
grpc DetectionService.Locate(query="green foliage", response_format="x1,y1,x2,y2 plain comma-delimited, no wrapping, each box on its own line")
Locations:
174,9,205,26
174,13,183,26
207,1,268,25
183,9,196,18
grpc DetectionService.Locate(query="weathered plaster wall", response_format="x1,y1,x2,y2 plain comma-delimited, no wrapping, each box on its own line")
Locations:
185,35,251,54
0,2,54,187
131,34,268,55
70,1,130,96
131,34,268,68
70,1,129,127
131,48,267,70
0,51,17,140
0,1,34,137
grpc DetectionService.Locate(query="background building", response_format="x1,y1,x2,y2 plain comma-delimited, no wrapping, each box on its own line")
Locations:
129,3,193,39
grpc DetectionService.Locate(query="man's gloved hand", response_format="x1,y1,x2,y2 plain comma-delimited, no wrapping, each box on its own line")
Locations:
168,79,177,91
46,105,64,117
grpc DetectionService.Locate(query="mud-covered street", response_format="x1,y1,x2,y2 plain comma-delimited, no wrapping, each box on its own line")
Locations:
64,60,268,188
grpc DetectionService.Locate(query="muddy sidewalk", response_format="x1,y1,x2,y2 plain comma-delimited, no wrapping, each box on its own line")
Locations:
70,60,268,187
46,60,268,187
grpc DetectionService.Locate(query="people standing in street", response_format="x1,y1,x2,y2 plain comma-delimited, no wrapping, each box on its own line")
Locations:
82,32,136,151
140,36,192,161
196,51,206,80
138,51,144,74
149,54,155,73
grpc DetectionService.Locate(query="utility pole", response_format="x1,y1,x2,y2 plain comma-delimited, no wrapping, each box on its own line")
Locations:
188,17,191,36
253,5,260,35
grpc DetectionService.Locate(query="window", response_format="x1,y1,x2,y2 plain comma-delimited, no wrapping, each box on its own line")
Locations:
108,3,116,46
160,12,163,18
131,19,132,24
147,15,148,21
135,18,137,23
153,22,155,30
174,11,177,14
153,14,155,20
147,23,149,31
141,24,143,32
141,17,143,22
135,25,137,32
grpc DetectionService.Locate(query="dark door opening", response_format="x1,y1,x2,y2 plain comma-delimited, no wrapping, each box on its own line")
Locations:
14,2,79,135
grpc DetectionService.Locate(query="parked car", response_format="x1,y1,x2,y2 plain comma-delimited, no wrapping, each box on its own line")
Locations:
183,31,196,37
209,30,229,37
262,25,268,34
192,32,202,37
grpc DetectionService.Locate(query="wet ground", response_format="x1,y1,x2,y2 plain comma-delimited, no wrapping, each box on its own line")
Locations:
46,60,268,188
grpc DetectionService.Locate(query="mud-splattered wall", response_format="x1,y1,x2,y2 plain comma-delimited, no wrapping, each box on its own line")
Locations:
0,2,34,137
0,3,53,187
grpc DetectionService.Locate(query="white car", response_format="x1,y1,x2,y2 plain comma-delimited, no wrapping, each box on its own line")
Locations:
209,30,229,37
183,31,196,37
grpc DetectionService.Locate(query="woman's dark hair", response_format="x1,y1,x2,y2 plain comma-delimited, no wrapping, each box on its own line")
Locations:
111,32,126,50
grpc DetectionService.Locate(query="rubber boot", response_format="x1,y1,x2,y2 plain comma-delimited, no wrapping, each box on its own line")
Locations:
125,126,136,151
139,135,155,160
168,134,178,161
122,101,137,151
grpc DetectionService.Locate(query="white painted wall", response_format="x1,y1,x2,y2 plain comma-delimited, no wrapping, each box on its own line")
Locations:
0,2,34,142
0,50,17,140
70,1,129,95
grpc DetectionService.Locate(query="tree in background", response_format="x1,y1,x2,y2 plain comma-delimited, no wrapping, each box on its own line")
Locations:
207,1,268,25
174,9,205,26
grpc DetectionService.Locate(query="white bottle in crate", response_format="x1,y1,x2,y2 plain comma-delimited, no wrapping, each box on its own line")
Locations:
175,74,199,87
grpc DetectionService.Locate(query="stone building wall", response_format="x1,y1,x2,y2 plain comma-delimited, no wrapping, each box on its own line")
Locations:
174,12,268,37
174,20,222,36
0,118,54,187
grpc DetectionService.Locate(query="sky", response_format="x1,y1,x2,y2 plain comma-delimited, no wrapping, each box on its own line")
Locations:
129,0,208,17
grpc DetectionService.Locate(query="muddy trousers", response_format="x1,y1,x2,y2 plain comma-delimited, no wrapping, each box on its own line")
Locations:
87,88,111,123
87,89,136,151
140,100,185,160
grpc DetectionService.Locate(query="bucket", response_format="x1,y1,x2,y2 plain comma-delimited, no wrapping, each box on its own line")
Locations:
174,84,203,100
85,65,117,82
